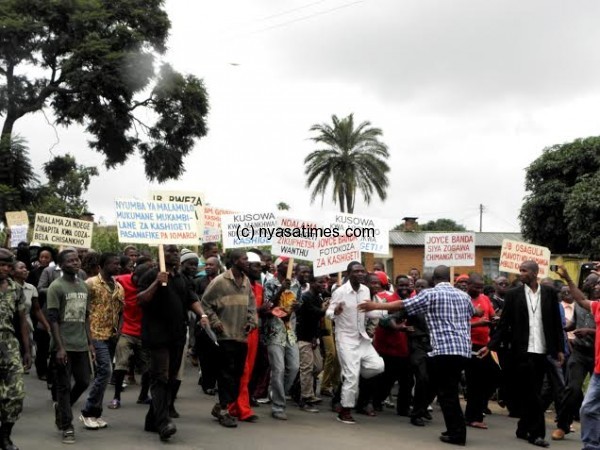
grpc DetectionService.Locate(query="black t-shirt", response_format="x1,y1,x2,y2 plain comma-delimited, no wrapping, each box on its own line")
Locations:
296,290,325,342
138,268,198,347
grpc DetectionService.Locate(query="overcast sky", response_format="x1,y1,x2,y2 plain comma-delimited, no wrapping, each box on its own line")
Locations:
16,0,600,232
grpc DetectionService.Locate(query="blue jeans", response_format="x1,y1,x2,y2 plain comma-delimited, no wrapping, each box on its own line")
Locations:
581,373,600,450
267,343,299,413
82,340,112,418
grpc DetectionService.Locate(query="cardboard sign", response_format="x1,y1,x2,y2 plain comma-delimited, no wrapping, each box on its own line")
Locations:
33,214,93,248
203,206,237,243
313,235,361,276
150,190,204,207
5,211,28,227
424,232,475,267
221,212,277,249
499,239,551,277
327,212,389,254
115,199,200,245
271,216,322,260
9,225,28,247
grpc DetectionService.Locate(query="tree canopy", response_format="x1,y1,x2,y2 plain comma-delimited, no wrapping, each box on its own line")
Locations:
393,218,467,232
0,0,209,184
519,136,600,257
305,114,390,213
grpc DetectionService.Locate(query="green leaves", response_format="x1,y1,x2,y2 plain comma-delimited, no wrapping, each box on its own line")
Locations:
520,136,600,257
0,0,208,182
305,114,390,213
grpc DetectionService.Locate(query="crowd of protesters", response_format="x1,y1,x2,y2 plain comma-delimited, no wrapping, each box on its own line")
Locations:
0,237,598,449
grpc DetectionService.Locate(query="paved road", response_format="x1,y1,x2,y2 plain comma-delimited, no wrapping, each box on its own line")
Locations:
14,363,583,450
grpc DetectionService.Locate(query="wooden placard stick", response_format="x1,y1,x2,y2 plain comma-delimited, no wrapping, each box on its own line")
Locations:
158,244,168,286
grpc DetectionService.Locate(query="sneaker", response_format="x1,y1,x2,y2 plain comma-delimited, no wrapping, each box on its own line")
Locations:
62,428,76,444
256,397,271,404
108,399,120,409
95,417,108,429
218,412,238,428
337,409,356,424
211,403,221,419
79,415,100,430
272,411,288,420
300,403,319,413
304,396,322,404
159,422,177,441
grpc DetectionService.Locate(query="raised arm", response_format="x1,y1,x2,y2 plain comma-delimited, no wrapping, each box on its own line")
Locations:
557,265,592,311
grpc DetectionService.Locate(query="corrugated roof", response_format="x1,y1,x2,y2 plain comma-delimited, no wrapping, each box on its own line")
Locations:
389,231,524,247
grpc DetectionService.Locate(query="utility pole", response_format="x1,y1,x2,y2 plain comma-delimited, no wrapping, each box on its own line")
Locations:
479,204,484,232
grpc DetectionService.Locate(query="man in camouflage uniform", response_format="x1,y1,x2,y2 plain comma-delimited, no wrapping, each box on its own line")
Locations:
0,248,31,450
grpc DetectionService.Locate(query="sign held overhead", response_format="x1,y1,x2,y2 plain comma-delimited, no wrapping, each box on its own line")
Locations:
424,232,475,267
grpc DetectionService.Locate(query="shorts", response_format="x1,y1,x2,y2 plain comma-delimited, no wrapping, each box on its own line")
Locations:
114,334,150,373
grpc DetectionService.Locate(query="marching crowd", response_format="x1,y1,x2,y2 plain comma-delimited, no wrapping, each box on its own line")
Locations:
0,239,598,449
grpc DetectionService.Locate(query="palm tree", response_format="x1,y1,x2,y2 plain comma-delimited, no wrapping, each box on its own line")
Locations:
304,114,390,213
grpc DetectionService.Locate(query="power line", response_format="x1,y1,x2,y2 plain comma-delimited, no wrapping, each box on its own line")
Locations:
222,0,366,40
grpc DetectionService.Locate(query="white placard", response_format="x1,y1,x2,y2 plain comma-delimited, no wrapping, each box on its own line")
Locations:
9,225,28,247
270,216,322,260
313,235,361,276
203,206,237,243
149,190,204,207
115,199,199,245
326,212,389,254
423,232,475,267
221,212,277,249
499,239,551,277
33,214,93,249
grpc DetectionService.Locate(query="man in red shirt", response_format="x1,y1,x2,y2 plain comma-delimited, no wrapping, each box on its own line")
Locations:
109,263,154,408
465,273,498,429
557,265,600,450
227,252,263,422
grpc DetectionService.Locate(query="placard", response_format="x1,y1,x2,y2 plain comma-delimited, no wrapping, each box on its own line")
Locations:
499,239,551,277
9,225,28,247
313,235,361,276
5,211,28,227
326,212,389,254
33,214,93,248
271,216,322,260
203,206,237,243
423,232,475,267
221,212,277,249
115,199,199,245
150,190,204,207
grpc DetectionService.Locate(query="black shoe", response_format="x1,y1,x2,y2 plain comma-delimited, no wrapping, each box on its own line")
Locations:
423,411,433,420
528,437,549,448
218,412,238,428
396,409,410,417
159,422,177,441
250,397,259,407
169,405,180,419
411,417,425,427
203,388,217,396
484,407,492,415
516,430,529,440
439,435,466,446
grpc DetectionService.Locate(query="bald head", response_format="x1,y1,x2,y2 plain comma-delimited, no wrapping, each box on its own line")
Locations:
521,260,539,275
433,265,451,284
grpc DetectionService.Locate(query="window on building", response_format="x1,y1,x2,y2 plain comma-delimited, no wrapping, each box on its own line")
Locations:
483,257,500,280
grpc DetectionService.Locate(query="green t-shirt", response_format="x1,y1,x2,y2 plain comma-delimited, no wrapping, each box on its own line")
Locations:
47,277,90,352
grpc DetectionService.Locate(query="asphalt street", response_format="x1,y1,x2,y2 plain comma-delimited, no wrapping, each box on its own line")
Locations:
13,363,583,450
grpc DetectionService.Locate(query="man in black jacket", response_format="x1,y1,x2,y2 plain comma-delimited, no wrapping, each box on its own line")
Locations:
480,260,564,448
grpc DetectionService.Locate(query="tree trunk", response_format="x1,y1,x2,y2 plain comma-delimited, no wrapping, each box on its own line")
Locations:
1,114,16,138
